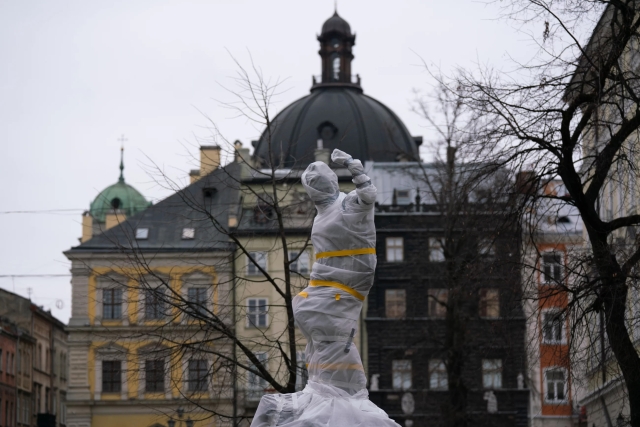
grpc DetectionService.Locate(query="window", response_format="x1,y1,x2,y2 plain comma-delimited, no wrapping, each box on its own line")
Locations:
247,251,268,275
135,227,149,240
428,289,448,318
145,288,166,319
429,359,448,390
542,253,563,283
181,227,195,240
542,311,565,344
103,288,123,319
248,353,268,399
392,360,412,390
479,289,500,318
331,54,340,81
429,238,445,262
0,349,3,372
289,251,310,275
187,287,208,316
545,368,567,402
482,359,503,389
385,289,406,318
102,361,122,393
478,238,496,258
394,189,411,205
386,237,404,262
247,298,268,327
187,359,208,392
145,359,165,392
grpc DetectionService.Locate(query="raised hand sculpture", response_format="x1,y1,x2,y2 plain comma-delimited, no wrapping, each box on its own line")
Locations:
251,150,400,427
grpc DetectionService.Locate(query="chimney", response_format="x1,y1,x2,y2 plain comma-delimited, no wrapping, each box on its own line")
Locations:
200,145,221,177
81,212,93,243
234,140,251,164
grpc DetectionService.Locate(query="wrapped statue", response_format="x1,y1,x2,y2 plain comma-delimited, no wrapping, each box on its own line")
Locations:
251,149,400,427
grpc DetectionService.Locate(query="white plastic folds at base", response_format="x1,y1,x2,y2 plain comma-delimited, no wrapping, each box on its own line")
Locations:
250,381,400,427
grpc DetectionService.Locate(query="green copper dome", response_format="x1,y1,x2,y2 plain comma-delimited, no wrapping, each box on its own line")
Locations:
89,148,151,222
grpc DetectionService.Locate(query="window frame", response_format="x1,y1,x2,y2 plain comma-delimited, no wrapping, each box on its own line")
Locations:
544,367,568,404
482,359,503,389
144,287,167,320
541,252,564,284
247,352,268,400
428,289,448,318
478,237,496,258
247,251,268,275
428,238,445,262
187,287,209,317
429,359,448,390
385,289,407,319
542,309,566,344
392,359,412,390
135,228,149,240
479,289,500,319
386,237,404,263
102,288,123,320
144,359,166,393
181,227,195,240
187,359,209,392
101,360,122,393
289,250,310,275
247,298,269,328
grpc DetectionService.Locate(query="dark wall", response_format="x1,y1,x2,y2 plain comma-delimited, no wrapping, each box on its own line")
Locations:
366,211,529,427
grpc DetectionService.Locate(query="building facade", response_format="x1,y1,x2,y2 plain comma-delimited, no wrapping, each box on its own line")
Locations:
521,180,583,427
0,289,66,427
365,163,530,427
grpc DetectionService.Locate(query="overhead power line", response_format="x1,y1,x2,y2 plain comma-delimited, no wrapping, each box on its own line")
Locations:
0,209,85,215
0,274,71,278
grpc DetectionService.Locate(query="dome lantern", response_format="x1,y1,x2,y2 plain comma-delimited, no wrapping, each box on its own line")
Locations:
315,11,359,89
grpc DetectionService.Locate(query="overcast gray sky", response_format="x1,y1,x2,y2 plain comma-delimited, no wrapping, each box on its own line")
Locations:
0,0,540,322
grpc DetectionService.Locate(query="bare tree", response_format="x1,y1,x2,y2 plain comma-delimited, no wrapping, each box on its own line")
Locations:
404,82,524,427
78,56,317,427
448,1,640,424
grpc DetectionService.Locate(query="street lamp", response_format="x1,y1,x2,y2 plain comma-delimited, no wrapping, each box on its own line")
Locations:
167,408,194,427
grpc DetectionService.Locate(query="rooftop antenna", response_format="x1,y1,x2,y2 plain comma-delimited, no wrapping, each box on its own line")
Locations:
117,134,127,182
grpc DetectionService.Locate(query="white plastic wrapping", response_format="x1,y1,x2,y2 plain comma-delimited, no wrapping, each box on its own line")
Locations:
251,150,399,427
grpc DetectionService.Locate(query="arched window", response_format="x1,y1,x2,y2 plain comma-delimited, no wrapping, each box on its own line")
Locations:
332,55,340,81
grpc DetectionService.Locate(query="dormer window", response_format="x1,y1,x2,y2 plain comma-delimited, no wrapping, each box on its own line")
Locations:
110,198,121,209
135,228,149,240
182,228,195,240
203,188,216,198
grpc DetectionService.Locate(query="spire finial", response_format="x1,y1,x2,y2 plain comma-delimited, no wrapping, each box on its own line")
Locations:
117,134,128,182
334,0,338,15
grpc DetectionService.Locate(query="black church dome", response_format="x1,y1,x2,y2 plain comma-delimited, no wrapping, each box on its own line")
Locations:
252,88,420,168
252,12,421,168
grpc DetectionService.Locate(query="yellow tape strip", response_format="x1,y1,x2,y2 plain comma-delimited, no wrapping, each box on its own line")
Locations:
298,291,308,298
309,280,365,301
307,362,365,371
315,248,376,259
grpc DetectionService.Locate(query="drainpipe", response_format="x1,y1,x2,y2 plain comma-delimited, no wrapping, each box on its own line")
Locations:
231,246,238,427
